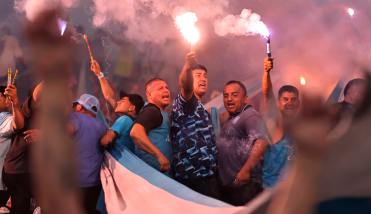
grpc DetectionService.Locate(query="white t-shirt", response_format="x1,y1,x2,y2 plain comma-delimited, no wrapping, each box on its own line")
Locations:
0,113,13,190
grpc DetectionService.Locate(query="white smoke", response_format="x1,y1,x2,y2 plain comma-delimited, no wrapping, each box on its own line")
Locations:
214,9,269,37
91,0,229,43
14,0,78,20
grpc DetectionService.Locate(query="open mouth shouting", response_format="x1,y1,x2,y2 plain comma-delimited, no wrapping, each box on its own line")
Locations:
162,93,170,102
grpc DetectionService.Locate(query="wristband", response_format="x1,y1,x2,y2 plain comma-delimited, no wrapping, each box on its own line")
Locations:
98,72,104,79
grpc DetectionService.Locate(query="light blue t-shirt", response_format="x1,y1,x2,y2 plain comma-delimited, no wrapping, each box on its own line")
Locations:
262,134,293,188
111,115,135,152
134,104,172,173
135,111,172,172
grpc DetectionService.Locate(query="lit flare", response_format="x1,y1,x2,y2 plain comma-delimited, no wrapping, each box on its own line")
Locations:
175,12,200,46
57,18,68,36
83,34,94,62
300,76,306,86
347,8,355,17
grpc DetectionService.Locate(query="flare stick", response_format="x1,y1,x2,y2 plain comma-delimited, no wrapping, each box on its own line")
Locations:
266,36,272,58
12,69,19,85
83,34,94,62
7,68,12,86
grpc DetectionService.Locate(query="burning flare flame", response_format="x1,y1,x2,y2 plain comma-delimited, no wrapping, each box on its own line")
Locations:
175,12,200,45
57,18,67,36
300,76,306,86
347,8,355,17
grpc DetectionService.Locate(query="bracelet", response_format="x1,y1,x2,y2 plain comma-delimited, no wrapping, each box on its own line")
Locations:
98,72,104,79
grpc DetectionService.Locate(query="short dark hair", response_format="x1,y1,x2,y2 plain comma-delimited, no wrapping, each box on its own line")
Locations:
191,64,208,73
343,78,366,97
225,80,247,96
121,93,145,115
145,78,166,91
0,86,6,96
278,85,299,98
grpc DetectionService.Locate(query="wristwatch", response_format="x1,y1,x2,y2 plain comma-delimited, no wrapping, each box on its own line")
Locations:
98,72,104,79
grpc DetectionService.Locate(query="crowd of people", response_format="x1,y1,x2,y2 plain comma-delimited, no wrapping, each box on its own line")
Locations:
0,46,367,213
0,10,368,214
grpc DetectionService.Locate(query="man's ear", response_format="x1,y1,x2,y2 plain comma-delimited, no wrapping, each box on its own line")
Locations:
244,96,248,104
129,105,135,112
146,90,151,101
75,104,83,111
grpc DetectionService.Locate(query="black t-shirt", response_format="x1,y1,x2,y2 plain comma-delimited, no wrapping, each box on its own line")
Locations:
134,103,163,133
4,96,36,174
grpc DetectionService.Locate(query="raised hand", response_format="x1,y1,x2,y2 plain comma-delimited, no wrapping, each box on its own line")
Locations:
184,52,197,70
264,57,273,73
90,59,102,77
4,84,19,106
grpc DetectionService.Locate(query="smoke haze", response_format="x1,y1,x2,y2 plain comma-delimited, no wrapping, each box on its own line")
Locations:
4,0,371,99
15,0,78,20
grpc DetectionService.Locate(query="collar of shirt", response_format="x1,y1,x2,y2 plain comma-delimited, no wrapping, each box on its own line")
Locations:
228,104,252,120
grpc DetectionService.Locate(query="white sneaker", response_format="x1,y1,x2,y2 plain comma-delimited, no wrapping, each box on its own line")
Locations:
0,207,10,214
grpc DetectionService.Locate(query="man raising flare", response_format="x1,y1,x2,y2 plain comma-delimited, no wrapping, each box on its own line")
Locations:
170,52,218,198
261,58,300,188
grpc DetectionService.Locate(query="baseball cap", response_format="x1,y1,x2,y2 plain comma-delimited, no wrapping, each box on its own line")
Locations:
74,94,100,115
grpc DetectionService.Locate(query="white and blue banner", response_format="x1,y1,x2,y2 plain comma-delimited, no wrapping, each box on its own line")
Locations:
99,145,272,214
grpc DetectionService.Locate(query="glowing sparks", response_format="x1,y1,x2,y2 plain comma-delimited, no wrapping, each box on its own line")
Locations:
347,8,355,17
175,12,200,45
300,76,306,86
57,18,67,36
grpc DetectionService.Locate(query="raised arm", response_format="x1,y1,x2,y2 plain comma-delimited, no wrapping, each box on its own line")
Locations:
262,58,275,105
5,84,24,130
179,52,197,101
261,58,280,118
130,124,170,172
90,60,117,109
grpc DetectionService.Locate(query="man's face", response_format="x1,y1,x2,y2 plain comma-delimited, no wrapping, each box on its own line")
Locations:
192,69,208,98
278,92,300,117
0,94,9,111
147,80,171,109
115,97,133,114
223,83,246,115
